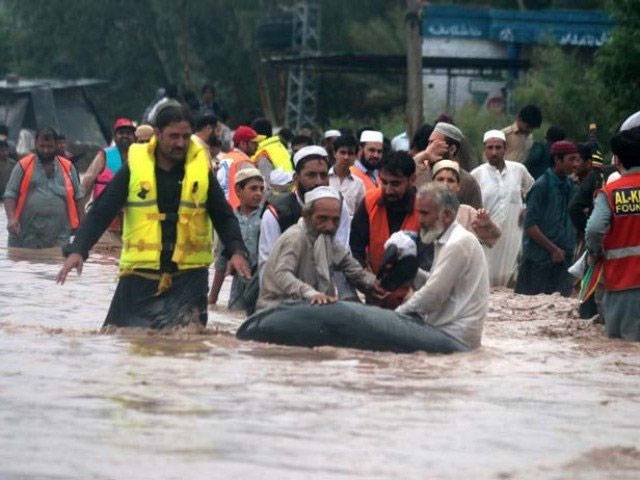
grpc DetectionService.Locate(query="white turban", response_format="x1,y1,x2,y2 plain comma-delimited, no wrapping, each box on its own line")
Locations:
269,169,293,187
620,111,640,131
293,145,328,167
483,129,506,143
304,186,341,205
359,130,384,144
324,129,341,139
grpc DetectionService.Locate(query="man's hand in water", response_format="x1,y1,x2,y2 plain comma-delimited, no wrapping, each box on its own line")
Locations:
310,293,337,305
56,253,83,284
228,253,251,279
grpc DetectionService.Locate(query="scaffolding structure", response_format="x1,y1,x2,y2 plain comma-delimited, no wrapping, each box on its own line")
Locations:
284,0,320,131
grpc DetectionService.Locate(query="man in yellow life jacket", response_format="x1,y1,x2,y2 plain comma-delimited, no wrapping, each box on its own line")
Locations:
56,105,251,329
250,117,293,195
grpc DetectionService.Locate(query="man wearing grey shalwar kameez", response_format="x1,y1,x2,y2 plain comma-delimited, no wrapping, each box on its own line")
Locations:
258,186,385,311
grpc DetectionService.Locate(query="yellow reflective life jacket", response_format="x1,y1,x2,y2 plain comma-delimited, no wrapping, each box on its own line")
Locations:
120,135,213,271
252,135,293,172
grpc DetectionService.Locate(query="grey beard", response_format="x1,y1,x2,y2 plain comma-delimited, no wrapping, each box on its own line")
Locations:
420,222,444,245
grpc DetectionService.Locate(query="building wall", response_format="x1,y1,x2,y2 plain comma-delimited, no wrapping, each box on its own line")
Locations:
421,38,512,120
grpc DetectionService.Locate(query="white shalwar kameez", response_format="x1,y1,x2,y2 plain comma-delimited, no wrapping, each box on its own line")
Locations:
471,161,534,286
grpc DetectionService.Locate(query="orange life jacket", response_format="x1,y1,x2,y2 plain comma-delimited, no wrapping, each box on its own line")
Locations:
350,165,378,192
14,154,79,229
364,188,419,274
224,149,255,209
601,172,640,291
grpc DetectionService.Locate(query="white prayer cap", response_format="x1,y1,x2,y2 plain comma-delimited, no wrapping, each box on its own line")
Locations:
359,130,384,144
433,122,464,142
234,167,263,185
483,129,506,143
304,186,341,205
432,159,460,178
620,111,640,131
269,169,293,186
293,145,328,167
324,129,341,139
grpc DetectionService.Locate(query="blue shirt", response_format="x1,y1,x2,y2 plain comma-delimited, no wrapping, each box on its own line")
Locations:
522,168,576,262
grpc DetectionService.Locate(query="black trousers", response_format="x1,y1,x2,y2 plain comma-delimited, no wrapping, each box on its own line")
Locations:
103,268,208,329
514,258,574,297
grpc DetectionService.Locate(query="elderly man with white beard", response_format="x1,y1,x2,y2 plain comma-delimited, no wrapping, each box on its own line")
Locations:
257,186,387,311
395,183,490,349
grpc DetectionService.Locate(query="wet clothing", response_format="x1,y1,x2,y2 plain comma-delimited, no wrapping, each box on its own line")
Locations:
515,168,576,296
396,221,489,349
585,168,640,340
215,207,261,312
0,157,16,198
104,269,208,329
471,161,534,286
502,122,533,164
4,155,81,248
350,189,417,268
65,158,247,328
258,191,351,273
258,218,375,311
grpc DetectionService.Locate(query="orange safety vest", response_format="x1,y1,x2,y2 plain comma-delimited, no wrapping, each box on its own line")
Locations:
14,154,80,229
601,172,640,291
224,149,255,209
350,165,378,192
364,188,419,274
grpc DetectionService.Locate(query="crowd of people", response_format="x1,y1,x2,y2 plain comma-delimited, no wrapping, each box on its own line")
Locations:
2,84,640,348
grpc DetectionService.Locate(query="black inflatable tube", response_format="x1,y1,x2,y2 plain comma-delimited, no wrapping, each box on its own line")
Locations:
236,301,469,354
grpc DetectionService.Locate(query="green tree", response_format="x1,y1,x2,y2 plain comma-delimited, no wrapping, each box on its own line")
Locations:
595,0,640,125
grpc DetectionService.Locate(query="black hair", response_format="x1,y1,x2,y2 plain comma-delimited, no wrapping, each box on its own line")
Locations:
155,105,192,131
611,126,640,170
518,104,542,128
577,143,594,162
333,135,357,152
410,123,434,152
237,175,265,190
295,155,328,174
201,83,215,95
0,124,8,136
380,151,416,178
55,133,66,141
194,114,218,131
165,84,179,99
292,134,312,147
279,127,294,144
251,117,272,137
545,125,566,143
36,126,58,141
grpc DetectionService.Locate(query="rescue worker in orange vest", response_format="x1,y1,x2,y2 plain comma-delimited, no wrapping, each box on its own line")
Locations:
81,118,135,205
585,125,640,341
350,130,384,192
56,105,250,329
217,126,260,209
350,150,419,308
4,127,82,249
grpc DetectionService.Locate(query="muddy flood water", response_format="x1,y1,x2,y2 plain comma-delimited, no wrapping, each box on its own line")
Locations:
1,210,640,480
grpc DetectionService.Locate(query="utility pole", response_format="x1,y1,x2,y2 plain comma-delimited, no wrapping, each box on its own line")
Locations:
285,0,320,131
406,0,424,139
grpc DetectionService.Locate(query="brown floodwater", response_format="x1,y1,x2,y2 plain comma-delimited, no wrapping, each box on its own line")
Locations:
1,209,639,480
